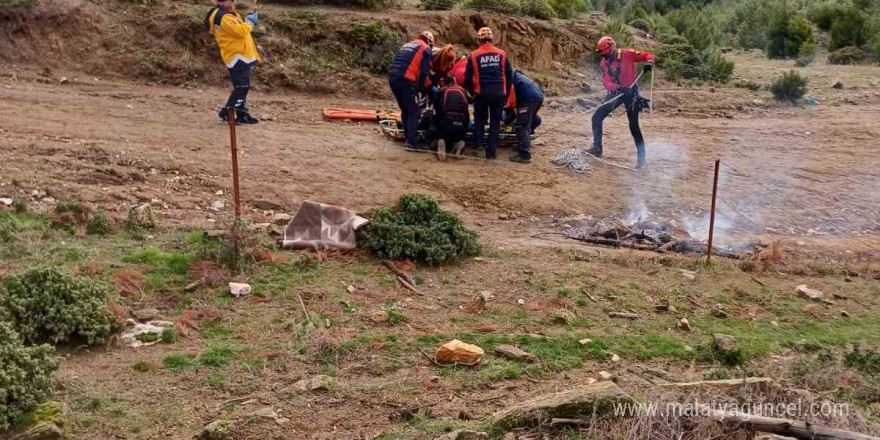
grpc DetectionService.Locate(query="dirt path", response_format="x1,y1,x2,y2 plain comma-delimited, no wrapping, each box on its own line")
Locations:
1,66,878,258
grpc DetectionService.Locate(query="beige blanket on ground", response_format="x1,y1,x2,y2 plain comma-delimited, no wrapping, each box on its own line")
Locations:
281,201,369,251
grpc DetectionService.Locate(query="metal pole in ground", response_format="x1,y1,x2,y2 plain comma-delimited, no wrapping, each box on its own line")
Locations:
707,159,720,263
227,107,241,220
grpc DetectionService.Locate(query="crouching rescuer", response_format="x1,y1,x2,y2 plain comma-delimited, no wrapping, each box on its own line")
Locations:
432,76,470,161
388,31,435,151
206,0,261,124
504,69,543,163
587,36,654,170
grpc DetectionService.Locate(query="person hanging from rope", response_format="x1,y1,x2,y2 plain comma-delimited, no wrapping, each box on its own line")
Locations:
464,27,513,161
503,69,544,164
388,31,435,152
206,0,261,124
587,36,654,171
431,76,470,161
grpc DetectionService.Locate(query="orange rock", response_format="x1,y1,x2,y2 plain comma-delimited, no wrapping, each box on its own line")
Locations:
435,339,484,364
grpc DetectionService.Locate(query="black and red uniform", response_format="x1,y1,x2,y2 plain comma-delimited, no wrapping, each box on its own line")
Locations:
464,43,513,160
432,84,470,150
388,39,433,149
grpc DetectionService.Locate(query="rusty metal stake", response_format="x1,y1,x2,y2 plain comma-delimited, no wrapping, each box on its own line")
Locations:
707,159,720,263
227,107,241,219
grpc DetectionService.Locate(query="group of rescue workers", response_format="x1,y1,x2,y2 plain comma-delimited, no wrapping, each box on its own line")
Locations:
204,0,655,170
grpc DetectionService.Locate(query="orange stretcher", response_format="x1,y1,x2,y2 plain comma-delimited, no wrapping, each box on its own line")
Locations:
322,108,400,123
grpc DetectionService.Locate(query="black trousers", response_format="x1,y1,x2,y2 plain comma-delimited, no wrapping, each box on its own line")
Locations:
433,115,468,149
224,61,252,117
514,101,542,159
473,94,506,160
389,78,421,148
592,90,646,164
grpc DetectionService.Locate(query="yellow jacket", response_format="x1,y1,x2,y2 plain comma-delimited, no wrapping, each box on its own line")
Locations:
206,8,262,68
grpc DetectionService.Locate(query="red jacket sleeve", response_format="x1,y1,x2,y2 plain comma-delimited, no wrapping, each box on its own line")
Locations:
627,48,655,63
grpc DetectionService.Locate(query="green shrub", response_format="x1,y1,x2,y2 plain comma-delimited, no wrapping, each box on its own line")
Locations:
549,0,589,19
86,210,113,236
629,18,650,32
461,0,522,14
844,346,880,375
162,354,194,371
830,9,867,50
619,2,648,24
11,197,27,214
734,79,762,91
667,4,719,51
0,321,59,430
350,22,398,74
827,46,868,64
420,0,457,9
0,267,116,345
356,193,481,265
770,70,807,103
602,18,635,48
767,13,814,59
0,0,36,16
732,0,773,49
705,49,734,83
807,2,846,31
161,327,178,344
521,0,556,19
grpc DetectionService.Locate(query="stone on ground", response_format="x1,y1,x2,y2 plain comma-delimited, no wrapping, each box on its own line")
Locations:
796,284,823,301
713,333,738,353
229,282,252,297
434,430,489,440
494,344,536,363
436,340,484,364
492,381,632,430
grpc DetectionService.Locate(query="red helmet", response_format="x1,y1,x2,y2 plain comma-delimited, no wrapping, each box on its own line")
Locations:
596,36,616,55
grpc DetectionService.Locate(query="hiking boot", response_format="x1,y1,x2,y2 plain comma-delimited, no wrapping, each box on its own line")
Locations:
236,113,259,124
584,146,603,157
509,152,532,163
436,139,447,161
634,161,647,172
452,141,466,159
218,110,231,122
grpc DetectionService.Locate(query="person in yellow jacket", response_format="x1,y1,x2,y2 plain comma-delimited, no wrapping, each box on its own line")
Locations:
205,0,262,124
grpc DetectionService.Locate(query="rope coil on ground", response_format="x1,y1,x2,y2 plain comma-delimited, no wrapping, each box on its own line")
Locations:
550,149,595,174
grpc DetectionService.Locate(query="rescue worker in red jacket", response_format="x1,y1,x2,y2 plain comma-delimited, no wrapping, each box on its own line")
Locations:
388,31,435,151
587,36,654,170
464,27,513,161
431,76,470,161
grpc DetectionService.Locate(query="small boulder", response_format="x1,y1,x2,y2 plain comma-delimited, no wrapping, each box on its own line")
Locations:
610,353,620,363
713,333,738,353
796,285,823,301
678,318,691,331
712,304,729,318
550,309,577,325
832,80,844,89
578,338,593,346
598,371,613,381
370,310,390,323
436,339,484,364
477,291,495,303
434,430,489,440
229,282,252,297
133,308,160,322
495,345,536,363
249,407,289,426
492,381,631,430
293,374,335,392
130,203,155,227
210,201,224,211
271,213,292,226
252,199,283,211
195,419,231,440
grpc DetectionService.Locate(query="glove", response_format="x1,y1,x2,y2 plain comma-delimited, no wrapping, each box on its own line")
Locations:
643,63,653,73
245,12,258,26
